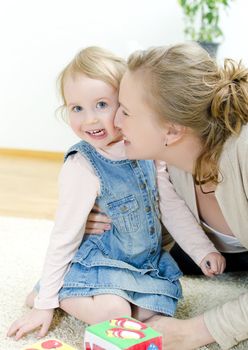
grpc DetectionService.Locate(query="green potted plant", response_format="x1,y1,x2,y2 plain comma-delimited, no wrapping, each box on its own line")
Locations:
178,0,233,57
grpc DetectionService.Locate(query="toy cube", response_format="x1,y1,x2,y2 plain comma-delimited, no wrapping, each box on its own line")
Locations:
21,339,77,350
84,316,162,350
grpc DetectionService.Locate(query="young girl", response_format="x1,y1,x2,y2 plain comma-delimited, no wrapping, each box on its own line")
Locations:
7,46,182,340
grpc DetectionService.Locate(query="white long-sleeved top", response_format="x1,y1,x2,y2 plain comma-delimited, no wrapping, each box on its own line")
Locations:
34,141,217,310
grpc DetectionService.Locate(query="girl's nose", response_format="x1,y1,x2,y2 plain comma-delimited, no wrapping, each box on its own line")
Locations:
84,111,98,125
84,118,98,125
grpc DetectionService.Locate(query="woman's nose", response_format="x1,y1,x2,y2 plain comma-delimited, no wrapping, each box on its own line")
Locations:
114,108,122,128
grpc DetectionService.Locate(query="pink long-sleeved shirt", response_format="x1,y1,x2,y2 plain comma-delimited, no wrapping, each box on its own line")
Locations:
34,141,217,310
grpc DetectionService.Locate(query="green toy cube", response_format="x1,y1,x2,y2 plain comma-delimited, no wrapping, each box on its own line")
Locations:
84,316,162,350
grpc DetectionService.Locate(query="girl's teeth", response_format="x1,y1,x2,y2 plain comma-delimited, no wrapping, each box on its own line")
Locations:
88,129,104,135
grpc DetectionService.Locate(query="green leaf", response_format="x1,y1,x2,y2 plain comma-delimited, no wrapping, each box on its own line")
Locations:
177,0,233,42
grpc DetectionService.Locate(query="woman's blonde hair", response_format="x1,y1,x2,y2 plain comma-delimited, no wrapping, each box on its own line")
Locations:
57,46,126,119
127,42,248,184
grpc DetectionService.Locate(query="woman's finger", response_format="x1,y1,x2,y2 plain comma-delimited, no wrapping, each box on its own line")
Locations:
87,212,111,224
86,220,111,231
91,205,102,213
85,228,105,234
86,221,105,229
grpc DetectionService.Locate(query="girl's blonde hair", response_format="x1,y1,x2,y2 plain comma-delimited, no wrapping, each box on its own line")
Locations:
127,42,248,184
58,46,126,118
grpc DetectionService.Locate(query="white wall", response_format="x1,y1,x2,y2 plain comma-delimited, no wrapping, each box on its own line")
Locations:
0,0,247,152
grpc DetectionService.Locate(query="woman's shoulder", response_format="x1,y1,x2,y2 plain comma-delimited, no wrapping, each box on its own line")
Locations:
239,123,248,144
224,124,248,151
237,123,248,144
221,124,248,170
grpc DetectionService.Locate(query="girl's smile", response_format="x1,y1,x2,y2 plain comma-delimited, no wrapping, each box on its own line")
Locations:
85,128,108,140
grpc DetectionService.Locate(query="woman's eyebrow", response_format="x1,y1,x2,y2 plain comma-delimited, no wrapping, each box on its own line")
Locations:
119,101,130,112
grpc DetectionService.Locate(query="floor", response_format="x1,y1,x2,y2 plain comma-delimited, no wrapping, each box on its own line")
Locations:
0,155,62,219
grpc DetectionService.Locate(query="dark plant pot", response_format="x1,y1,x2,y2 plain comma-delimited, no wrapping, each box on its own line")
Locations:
198,42,219,58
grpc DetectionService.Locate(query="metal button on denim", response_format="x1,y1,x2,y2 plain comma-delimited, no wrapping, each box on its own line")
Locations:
131,160,138,168
120,205,128,212
140,182,146,189
150,226,155,234
145,206,151,212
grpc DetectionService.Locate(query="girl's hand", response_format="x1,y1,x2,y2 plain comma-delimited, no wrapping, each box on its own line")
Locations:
200,252,226,277
85,204,112,234
7,308,54,340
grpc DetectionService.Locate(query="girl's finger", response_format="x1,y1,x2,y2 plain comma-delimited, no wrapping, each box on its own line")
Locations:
220,260,226,273
18,318,43,340
209,261,218,274
15,323,35,340
201,265,214,277
38,322,50,338
7,320,23,337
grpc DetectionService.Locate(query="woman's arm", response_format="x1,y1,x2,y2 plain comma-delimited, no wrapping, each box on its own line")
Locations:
147,293,248,350
146,314,214,350
204,292,248,349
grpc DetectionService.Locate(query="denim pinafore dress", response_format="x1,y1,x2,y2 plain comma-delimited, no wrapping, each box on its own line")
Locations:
59,141,182,316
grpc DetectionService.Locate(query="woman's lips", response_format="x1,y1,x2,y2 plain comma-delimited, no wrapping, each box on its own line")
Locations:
122,134,131,145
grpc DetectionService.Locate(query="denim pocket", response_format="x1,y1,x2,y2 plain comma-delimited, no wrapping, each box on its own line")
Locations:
107,194,140,233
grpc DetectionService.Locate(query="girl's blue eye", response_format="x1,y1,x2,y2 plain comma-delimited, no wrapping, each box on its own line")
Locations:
96,101,107,109
72,106,82,112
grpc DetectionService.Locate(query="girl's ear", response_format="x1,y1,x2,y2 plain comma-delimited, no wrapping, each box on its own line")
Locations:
163,123,186,146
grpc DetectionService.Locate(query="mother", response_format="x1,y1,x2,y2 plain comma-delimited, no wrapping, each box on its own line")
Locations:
89,42,248,349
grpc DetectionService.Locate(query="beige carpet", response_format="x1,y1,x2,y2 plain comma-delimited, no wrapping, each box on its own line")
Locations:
1,216,247,350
